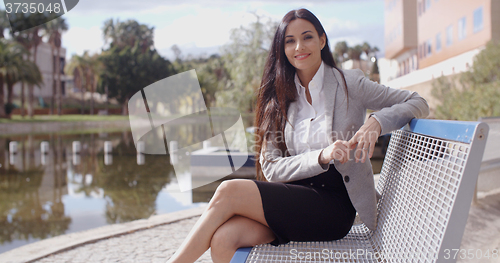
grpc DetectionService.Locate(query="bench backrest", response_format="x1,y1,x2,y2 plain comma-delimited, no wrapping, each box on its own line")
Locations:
373,119,489,262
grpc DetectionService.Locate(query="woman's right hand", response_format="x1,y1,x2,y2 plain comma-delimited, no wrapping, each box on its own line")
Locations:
319,140,350,165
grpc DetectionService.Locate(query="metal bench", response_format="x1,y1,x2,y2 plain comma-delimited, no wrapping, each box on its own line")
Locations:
230,119,489,263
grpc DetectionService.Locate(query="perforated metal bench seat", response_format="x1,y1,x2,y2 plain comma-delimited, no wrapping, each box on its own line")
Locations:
230,119,489,263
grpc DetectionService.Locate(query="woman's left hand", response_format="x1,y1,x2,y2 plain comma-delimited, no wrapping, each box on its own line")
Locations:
348,117,382,163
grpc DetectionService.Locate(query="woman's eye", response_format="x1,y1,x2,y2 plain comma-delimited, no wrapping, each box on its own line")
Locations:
304,35,313,40
286,39,295,44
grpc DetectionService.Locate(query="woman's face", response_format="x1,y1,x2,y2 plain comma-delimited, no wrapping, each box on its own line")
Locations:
284,18,326,72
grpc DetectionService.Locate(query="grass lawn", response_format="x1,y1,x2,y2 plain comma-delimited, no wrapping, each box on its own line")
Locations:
0,114,130,124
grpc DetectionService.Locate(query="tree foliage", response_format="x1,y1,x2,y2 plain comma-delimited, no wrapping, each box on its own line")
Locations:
99,19,175,115
432,41,500,120
0,39,41,117
103,18,155,53
333,41,348,64
215,16,277,113
66,51,103,115
100,43,175,114
42,17,68,115
8,13,48,118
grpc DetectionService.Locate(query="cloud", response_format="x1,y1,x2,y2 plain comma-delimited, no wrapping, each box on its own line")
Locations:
69,0,377,15
324,17,385,54
154,8,260,51
62,26,104,57
61,0,384,58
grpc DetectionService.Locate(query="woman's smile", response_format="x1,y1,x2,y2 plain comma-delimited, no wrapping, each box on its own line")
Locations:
295,53,311,60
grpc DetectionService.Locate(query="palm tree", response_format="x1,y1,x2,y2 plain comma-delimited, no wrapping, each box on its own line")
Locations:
66,53,86,114
66,52,103,114
0,41,7,117
28,27,42,118
361,42,379,58
10,13,45,118
9,29,33,117
0,40,41,118
43,17,68,115
103,18,154,53
334,41,348,65
347,44,363,70
4,47,42,116
361,42,372,59
0,10,10,39
87,53,103,115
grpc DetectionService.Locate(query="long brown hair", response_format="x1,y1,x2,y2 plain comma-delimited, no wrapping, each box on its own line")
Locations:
253,8,348,181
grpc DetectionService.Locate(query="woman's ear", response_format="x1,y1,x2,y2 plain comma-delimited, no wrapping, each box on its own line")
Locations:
320,34,326,50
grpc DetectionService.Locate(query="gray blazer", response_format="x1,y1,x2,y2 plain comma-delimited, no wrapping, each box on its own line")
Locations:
259,64,430,231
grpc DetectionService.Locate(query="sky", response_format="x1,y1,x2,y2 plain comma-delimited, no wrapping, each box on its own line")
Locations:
8,0,386,60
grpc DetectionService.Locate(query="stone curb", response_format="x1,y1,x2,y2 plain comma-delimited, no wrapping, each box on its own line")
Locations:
0,120,132,135
0,205,206,263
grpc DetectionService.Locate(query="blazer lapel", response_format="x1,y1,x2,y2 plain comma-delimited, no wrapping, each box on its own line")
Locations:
323,65,338,144
284,100,297,152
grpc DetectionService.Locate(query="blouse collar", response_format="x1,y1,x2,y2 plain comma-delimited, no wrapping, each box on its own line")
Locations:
294,60,325,93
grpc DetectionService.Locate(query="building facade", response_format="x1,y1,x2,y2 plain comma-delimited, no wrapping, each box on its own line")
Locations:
5,41,67,102
382,0,500,113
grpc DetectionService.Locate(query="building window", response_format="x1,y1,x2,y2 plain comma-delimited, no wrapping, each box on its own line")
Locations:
426,39,432,56
436,33,442,52
446,25,453,46
425,0,431,10
473,6,484,33
458,17,466,40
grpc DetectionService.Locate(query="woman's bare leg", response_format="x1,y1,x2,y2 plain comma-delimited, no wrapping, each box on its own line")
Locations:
167,179,275,263
211,215,275,263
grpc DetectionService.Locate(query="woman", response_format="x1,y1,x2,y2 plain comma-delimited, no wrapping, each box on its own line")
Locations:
168,8,429,263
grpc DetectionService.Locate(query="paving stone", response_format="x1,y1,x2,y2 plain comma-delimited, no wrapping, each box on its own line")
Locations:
31,217,211,263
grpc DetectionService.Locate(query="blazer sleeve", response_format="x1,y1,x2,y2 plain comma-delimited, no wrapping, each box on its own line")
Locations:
348,69,430,135
259,131,329,182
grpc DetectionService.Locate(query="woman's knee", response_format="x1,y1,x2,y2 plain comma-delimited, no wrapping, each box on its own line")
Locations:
210,179,250,207
207,179,267,225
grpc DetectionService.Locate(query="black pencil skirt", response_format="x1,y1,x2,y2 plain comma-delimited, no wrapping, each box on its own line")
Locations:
253,164,356,246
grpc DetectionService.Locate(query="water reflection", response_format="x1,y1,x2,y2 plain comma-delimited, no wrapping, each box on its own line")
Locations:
0,135,71,250
94,144,172,224
0,129,204,254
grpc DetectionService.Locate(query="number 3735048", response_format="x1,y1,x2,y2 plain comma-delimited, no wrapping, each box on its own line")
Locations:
443,249,498,260
5,3,62,14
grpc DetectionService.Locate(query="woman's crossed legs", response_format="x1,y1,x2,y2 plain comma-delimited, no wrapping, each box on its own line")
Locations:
167,179,276,263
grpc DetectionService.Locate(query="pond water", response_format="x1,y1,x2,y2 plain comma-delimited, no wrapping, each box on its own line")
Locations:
0,131,212,254
0,116,385,254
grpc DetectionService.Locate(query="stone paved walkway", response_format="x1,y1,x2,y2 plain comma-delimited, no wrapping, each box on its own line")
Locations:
22,191,499,263
33,217,211,263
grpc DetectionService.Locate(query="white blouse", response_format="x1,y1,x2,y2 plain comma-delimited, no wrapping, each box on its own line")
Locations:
292,61,331,156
